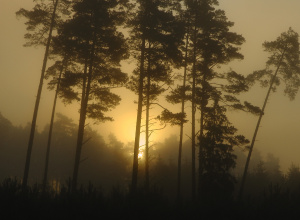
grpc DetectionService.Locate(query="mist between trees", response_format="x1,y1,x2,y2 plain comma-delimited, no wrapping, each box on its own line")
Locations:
7,0,300,209
1,112,300,200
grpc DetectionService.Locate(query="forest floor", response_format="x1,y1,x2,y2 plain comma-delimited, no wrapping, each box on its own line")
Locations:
1,179,300,219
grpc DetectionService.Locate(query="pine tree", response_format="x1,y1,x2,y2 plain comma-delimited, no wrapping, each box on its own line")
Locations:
174,0,251,200
16,0,71,190
239,28,300,200
199,99,249,201
127,0,184,192
42,59,66,192
53,0,129,190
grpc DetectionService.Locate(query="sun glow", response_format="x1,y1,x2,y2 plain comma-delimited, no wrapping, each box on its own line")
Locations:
139,133,146,147
119,112,136,142
138,151,143,159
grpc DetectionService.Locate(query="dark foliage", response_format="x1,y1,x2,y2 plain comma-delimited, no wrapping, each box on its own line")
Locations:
2,177,300,219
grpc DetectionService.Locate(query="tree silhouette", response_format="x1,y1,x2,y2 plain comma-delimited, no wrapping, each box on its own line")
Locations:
16,0,71,190
42,58,68,192
239,28,300,200
52,0,128,190
286,163,300,192
127,0,184,193
163,1,192,199
199,100,249,201
176,0,252,200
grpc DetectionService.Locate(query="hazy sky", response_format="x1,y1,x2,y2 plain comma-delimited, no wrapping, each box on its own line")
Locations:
1,0,300,172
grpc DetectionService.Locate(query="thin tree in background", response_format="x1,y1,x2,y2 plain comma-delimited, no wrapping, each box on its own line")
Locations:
144,7,183,190
173,18,190,199
42,58,67,192
127,0,146,193
16,0,65,189
164,38,189,199
177,33,189,200
128,0,184,193
41,14,77,190
239,28,300,200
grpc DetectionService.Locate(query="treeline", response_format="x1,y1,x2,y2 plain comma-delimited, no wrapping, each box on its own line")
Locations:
0,112,129,192
1,112,300,200
12,0,300,206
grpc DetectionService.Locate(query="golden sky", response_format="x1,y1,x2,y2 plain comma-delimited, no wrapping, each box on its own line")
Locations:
1,0,300,172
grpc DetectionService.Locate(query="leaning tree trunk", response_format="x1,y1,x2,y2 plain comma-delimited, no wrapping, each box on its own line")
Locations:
42,58,66,192
22,0,59,190
131,36,146,193
238,51,285,201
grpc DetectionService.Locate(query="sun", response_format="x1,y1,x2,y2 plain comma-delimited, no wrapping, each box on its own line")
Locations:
138,151,143,159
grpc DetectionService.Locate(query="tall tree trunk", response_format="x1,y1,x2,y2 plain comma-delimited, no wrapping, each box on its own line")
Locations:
238,51,286,201
145,45,151,191
145,67,150,191
42,58,66,192
177,31,189,200
22,0,59,190
72,34,96,191
131,36,146,193
198,65,208,197
191,24,197,201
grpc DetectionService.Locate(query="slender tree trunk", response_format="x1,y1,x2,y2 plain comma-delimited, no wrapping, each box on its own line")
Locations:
145,45,151,191
198,105,204,192
131,36,146,193
42,58,66,192
177,31,189,200
72,62,92,191
238,50,285,201
191,69,196,200
198,65,208,197
145,67,150,191
22,0,59,190
72,32,96,191
191,24,197,201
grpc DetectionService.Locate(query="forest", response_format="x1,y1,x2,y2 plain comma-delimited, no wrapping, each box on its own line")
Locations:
1,0,300,218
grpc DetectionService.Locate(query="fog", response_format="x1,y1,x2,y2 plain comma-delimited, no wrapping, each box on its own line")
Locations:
0,111,295,200
0,0,300,201
1,1,300,176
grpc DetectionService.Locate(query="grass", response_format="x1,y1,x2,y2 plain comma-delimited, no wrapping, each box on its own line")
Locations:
1,178,300,219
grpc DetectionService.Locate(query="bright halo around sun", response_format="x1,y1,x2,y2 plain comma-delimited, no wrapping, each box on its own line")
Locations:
138,133,146,159
119,112,136,142
139,133,146,147
138,151,143,159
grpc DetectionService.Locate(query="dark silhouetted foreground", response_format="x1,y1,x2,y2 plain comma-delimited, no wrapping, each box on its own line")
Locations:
1,178,300,219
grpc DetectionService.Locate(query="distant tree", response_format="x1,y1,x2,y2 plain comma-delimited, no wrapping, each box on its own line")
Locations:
246,160,269,197
239,28,300,200
198,100,249,201
264,153,283,184
42,59,68,192
16,0,71,189
286,163,300,192
42,5,80,190
54,0,128,190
